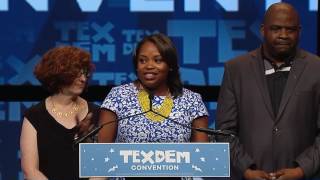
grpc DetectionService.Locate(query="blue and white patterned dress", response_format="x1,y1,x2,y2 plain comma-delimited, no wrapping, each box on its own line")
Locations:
101,83,208,143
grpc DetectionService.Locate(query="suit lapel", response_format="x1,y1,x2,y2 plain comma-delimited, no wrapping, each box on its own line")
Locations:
275,50,307,122
250,49,275,119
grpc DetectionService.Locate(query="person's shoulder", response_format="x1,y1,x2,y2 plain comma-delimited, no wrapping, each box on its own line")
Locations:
107,82,137,98
111,82,135,92
225,48,259,66
24,101,45,115
299,49,320,63
23,100,46,122
181,88,202,99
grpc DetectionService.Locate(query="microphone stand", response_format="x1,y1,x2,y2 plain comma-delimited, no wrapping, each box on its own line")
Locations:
148,107,234,137
147,94,235,139
74,91,235,145
74,92,156,146
73,109,152,145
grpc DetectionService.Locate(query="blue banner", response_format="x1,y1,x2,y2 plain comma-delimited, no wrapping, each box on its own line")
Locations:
80,143,230,177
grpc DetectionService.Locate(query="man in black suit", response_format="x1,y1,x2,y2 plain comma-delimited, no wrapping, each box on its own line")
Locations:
216,2,320,180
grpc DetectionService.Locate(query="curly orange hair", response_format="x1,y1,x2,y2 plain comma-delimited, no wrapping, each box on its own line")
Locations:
34,46,94,93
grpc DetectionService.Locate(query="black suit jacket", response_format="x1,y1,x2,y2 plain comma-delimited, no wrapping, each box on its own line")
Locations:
216,48,320,179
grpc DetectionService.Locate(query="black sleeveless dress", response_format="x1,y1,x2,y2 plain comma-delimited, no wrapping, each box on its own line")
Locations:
24,100,99,180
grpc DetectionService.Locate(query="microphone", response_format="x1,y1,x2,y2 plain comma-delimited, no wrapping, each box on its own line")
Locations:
74,91,234,145
73,109,151,145
191,127,235,137
149,108,234,137
147,94,235,137
75,91,156,145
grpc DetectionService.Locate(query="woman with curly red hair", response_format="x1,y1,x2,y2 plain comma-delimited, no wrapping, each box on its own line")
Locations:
20,46,99,180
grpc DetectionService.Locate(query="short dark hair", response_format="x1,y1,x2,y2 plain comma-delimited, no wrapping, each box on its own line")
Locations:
34,46,94,93
133,33,183,97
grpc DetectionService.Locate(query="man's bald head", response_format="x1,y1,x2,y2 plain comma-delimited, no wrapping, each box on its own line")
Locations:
264,2,300,25
260,2,301,61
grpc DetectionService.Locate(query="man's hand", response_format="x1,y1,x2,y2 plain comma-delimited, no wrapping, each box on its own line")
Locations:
274,167,304,180
244,168,271,180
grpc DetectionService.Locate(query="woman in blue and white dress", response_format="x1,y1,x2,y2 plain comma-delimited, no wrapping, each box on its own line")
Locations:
97,33,209,179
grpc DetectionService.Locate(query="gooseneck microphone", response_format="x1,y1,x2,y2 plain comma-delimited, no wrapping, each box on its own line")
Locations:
74,91,234,145
73,108,152,145
74,92,156,145
147,93,235,137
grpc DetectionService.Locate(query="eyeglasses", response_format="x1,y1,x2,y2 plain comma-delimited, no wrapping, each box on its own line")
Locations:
78,68,91,78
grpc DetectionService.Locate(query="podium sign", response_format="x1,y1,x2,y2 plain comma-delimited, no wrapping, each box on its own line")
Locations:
79,143,230,177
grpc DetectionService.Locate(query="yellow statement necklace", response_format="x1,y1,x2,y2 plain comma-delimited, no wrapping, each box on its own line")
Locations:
50,97,79,118
137,90,173,123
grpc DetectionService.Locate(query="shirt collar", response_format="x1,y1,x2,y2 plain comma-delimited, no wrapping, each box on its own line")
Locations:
261,45,295,69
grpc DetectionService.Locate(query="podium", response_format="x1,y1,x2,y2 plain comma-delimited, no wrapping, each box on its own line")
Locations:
79,143,230,178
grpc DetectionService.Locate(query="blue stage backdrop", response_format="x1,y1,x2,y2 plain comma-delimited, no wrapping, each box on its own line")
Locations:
0,0,318,179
